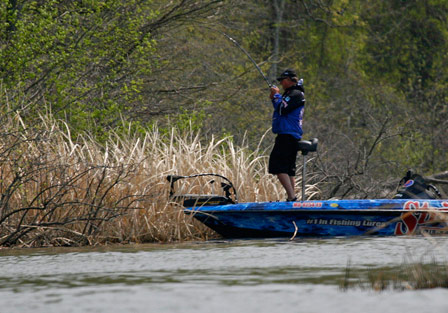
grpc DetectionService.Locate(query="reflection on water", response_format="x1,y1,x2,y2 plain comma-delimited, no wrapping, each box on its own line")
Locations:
1,237,448,313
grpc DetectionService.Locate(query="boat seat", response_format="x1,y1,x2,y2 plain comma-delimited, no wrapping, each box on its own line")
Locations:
297,138,318,155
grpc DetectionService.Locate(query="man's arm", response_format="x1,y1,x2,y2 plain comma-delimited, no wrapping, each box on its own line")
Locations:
279,91,305,115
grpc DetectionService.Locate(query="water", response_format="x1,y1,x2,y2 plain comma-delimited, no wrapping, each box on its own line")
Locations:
1,237,448,313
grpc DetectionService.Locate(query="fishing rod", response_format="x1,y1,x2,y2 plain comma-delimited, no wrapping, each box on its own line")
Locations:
201,25,273,89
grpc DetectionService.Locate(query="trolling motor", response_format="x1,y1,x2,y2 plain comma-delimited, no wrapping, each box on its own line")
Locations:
167,173,237,207
297,138,318,201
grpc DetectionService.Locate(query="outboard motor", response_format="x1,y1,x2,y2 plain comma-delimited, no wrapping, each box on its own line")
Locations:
167,174,237,207
394,169,441,199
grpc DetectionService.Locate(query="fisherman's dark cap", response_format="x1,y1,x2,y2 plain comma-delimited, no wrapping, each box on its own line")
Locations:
277,69,297,81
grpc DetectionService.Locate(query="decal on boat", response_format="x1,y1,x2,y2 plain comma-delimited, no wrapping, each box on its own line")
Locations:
418,227,448,235
403,179,414,187
293,202,323,208
395,201,448,235
402,200,448,211
306,218,385,228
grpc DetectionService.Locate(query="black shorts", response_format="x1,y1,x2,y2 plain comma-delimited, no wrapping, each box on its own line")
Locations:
268,134,299,176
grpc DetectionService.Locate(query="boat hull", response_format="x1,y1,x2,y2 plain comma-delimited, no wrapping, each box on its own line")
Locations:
184,199,448,238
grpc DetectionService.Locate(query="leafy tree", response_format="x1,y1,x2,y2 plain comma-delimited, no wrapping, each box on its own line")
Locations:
1,0,447,198
1,0,223,139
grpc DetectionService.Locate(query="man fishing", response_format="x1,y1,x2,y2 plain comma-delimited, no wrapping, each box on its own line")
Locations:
268,69,305,201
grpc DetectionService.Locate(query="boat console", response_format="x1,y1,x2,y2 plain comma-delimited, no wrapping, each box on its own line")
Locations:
394,169,441,199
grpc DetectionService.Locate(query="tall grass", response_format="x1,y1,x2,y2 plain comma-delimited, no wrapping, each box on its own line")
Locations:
341,255,448,291
0,112,318,247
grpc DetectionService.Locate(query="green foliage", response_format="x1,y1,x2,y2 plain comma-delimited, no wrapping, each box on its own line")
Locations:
361,0,448,96
1,0,447,198
174,107,210,133
1,0,158,134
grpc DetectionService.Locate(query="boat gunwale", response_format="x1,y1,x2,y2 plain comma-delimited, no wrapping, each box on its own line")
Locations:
184,199,448,213
184,208,448,214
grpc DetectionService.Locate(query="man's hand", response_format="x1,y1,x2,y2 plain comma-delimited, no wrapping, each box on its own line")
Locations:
270,86,280,99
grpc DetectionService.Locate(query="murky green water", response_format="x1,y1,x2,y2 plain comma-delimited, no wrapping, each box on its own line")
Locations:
1,237,448,313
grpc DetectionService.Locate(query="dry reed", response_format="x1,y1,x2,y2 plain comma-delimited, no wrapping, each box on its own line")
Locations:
0,113,318,247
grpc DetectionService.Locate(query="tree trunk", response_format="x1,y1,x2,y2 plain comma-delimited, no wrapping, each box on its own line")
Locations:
269,0,285,80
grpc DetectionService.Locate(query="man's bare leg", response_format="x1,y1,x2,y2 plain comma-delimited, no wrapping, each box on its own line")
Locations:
277,173,296,200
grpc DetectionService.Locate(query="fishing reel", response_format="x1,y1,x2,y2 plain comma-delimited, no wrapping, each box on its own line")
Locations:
167,173,238,207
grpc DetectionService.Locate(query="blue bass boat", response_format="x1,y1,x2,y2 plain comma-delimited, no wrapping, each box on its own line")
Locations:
167,172,448,239
183,199,448,238
168,139,447,238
